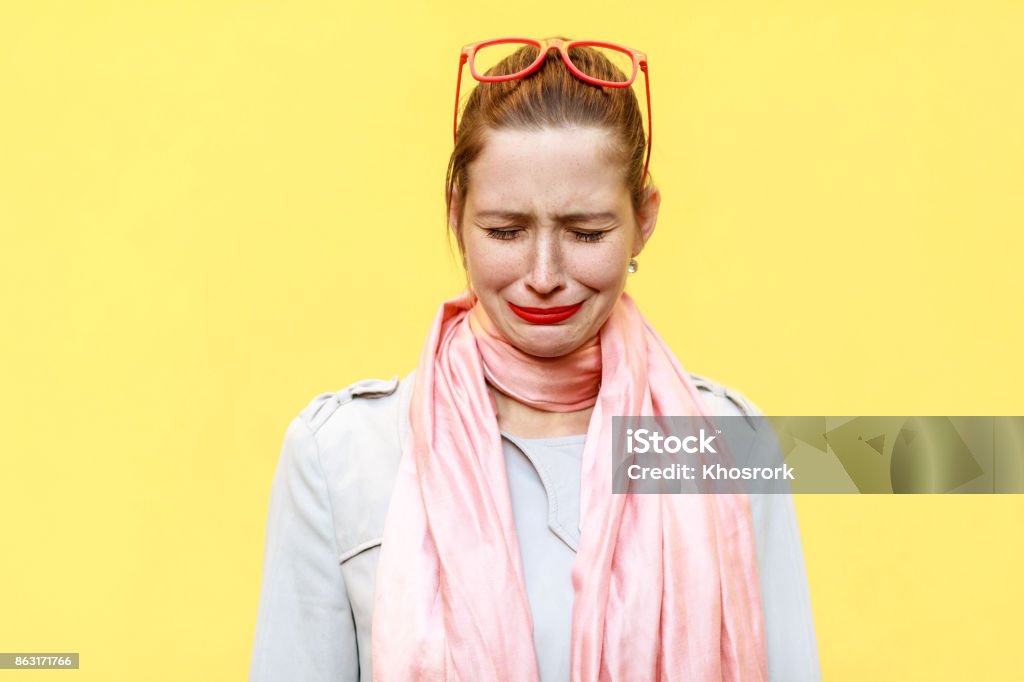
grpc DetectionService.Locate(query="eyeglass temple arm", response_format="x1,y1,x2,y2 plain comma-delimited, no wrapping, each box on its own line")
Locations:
641,62,652,185
454,53,468,144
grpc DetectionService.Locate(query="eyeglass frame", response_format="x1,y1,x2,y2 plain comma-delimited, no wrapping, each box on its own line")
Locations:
452,36,653,184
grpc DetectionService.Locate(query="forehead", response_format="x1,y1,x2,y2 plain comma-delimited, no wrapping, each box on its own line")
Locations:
466,127,628,213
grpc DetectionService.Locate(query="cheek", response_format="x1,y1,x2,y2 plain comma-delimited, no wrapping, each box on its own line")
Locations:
565,247,629,289
465,240,524,289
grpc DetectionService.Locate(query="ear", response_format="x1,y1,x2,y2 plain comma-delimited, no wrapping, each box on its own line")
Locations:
632,184,661,258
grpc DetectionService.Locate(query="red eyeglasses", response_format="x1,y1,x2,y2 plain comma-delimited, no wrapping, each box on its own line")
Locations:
453,36,653,183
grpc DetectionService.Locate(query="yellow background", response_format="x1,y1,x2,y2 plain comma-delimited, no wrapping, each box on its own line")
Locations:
1,1,1021,679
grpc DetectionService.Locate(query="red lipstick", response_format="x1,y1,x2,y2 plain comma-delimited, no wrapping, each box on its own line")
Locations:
507,301,584,324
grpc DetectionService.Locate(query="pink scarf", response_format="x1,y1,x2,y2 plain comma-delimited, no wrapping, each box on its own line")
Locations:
372,289,767,681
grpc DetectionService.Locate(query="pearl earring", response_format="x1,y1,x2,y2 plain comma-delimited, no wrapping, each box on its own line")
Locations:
627,258,638,273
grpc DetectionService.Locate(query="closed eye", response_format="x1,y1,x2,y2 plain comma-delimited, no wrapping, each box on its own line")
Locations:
574,230,609,242
485,228,521,241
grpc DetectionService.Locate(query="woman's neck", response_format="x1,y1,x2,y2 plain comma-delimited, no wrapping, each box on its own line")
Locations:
488,384,593,439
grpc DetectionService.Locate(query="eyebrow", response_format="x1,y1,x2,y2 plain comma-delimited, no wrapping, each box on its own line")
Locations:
474,210,619,224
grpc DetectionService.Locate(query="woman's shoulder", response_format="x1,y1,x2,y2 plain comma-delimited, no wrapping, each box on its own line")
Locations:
285,371,415,487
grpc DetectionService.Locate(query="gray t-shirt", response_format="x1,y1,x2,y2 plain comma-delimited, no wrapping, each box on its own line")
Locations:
502,432,585,682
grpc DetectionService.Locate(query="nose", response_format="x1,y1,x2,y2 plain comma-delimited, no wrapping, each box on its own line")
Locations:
525,232,566,296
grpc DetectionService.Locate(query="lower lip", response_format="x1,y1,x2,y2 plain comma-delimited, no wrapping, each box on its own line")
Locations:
508,301,584,324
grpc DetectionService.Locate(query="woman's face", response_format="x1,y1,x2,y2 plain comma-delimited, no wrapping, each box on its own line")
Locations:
452,126,660,358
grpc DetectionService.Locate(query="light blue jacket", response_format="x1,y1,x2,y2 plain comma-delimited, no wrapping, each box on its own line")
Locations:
249,370,822,681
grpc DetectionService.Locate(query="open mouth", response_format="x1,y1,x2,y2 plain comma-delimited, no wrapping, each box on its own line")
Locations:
507,301,584,324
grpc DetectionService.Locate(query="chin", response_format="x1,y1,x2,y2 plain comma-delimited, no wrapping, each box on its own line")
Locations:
513,329,588,359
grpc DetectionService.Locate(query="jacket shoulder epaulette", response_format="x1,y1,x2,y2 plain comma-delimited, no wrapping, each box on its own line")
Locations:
689,372,763,419
299,375,401,434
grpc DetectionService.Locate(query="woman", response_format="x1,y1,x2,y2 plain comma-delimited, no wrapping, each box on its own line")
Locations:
250,37,821,682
